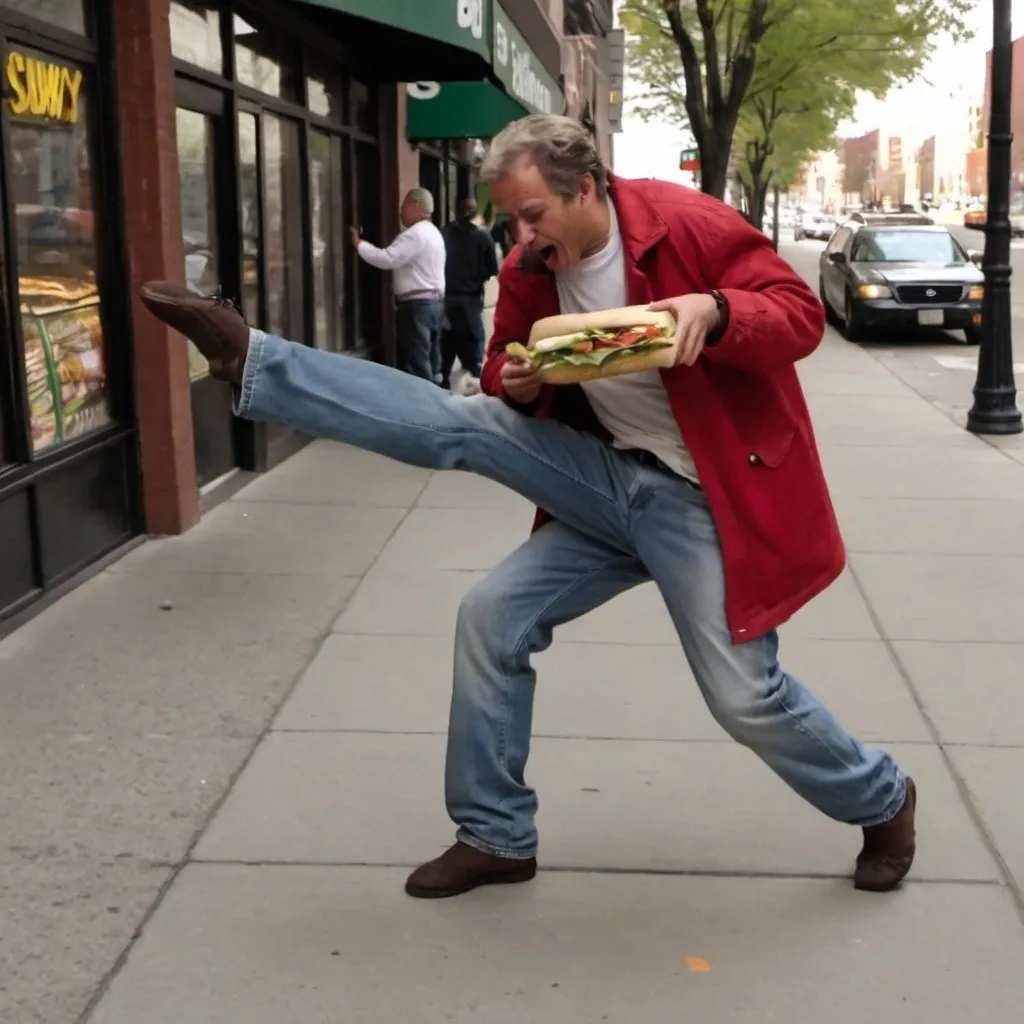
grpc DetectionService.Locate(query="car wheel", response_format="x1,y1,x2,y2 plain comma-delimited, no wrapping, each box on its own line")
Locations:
819,278,840,326
843,292,866,342
963,325,982,345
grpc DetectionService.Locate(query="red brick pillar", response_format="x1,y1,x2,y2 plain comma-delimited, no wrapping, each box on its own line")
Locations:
112,0,198,535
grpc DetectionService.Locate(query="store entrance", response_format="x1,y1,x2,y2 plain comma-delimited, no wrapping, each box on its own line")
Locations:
174,80,237,489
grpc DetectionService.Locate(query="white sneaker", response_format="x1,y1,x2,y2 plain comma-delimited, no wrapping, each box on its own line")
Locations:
455,374,482,397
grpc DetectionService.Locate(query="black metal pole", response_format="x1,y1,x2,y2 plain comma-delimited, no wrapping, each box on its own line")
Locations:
966,0,1023,435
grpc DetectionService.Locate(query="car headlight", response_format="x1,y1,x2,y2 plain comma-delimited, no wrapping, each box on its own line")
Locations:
857,283,892,300
968,285,984,300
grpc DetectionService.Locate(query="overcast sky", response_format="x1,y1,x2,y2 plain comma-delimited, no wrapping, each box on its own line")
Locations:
613,0,1016,180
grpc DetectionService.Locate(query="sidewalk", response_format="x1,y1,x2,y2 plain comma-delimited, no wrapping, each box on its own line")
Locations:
4,331,1024,1023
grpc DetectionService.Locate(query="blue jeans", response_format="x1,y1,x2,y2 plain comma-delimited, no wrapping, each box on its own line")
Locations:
395,299,444,382
238,331,906,858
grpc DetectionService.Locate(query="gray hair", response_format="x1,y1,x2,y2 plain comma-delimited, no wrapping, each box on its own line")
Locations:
481,114,607,201
405,187,435,215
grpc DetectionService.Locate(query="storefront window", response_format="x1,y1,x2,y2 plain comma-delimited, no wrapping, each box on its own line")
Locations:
234,13,299,101
238,112,261,325
350,79,376,135
309,131,343,350
3,0,86,36
263,115,305,340
8,50,110,454
175,107,221,379
306,52,345,123
169,2,223,75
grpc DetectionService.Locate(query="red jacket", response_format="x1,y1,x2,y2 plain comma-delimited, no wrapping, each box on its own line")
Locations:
480,174,845,643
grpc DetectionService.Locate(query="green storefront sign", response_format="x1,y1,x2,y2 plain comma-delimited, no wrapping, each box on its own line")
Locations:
491,1,561,116
405,1,563,139
300,0,491,60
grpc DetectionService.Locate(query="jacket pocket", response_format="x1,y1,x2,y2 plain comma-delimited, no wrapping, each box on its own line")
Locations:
745,422,797,469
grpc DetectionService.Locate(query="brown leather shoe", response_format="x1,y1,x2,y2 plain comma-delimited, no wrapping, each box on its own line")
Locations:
854,777,917,892
140,281,249,384
405,842,537,899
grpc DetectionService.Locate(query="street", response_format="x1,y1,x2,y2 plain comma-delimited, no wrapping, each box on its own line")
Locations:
783,229,1024,426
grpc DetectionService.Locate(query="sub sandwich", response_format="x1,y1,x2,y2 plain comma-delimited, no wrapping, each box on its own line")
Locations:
505,305,678,384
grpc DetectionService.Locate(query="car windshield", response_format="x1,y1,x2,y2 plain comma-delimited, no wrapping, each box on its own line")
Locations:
852,230,965,264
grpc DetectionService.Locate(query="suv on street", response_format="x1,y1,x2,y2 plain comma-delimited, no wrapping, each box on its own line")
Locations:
818,215,985,344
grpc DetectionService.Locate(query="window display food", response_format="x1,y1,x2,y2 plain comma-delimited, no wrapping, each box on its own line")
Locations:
20,278,110,453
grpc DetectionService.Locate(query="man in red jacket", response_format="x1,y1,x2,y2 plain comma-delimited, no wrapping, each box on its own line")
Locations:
140,114,916,902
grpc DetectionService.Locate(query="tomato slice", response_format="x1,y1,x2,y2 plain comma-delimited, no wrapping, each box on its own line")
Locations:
571,340,594,353
611,330,643,346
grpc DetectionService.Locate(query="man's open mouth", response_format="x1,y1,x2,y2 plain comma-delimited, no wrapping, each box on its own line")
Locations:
539,244,557,265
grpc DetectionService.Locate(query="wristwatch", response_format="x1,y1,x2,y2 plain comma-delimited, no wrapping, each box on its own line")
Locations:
706,289,729,346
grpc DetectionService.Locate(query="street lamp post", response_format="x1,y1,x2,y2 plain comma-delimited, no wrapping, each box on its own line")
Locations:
966,0,1023,435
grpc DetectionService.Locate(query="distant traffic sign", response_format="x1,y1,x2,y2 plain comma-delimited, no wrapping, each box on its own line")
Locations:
679,147,701,172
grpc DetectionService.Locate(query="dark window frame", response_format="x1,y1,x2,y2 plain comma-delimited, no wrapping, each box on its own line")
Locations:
170,1,379,357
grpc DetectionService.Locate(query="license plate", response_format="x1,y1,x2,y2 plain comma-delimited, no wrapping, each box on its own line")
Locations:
918,309,944,326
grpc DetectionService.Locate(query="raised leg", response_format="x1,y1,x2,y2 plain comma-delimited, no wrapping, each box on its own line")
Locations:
238,330,644,553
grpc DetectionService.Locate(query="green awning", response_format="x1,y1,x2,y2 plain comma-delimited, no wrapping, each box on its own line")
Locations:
299,0,491,60
407,81,526,141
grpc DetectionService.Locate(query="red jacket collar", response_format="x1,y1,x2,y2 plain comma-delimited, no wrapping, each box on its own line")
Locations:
514,172,669,273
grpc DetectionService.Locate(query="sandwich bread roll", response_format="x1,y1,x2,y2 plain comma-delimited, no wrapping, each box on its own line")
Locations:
506,305,678,385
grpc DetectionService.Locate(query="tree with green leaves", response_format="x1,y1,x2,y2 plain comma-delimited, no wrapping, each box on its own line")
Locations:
734,77,855,230
619,0,974,201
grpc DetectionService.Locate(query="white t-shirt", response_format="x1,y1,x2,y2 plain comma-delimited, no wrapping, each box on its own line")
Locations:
357,219,446,298
555,204,699,482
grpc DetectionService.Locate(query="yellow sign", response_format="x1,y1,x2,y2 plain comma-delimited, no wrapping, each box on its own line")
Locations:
7,51,83,125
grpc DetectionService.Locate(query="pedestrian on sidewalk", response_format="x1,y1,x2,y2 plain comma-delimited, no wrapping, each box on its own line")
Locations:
351,187,446,382
440,197,499,393
141,113,916,903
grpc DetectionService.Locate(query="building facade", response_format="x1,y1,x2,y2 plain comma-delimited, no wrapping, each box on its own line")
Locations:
0,0,569,631
979,33,1024,208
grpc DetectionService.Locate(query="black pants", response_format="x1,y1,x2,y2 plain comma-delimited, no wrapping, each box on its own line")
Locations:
440,294,485,386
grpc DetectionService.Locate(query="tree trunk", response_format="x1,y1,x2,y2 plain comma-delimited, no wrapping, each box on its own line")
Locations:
741,164,771,230
693,125,733,199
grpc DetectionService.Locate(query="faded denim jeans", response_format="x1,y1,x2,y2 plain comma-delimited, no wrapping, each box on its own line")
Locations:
237,330,907,858
395,298,444,382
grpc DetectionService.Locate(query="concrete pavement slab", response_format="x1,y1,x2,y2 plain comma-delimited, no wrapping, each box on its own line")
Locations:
985,437,1024,466
0,568,358,735
332,567,486,635
192,732,996,881
111,500,408,577
820,445,1024,499
852,553,1024,642
797,369,914,397
0,731,250,865
0,859,170,1024
893,641,1024,746
418,470,532,509
235,440,431,506
275,634,929,744
835,497,1024,555
807,394,981,448
85,865,1024,1024
948,746,1024,887
372,507,530,572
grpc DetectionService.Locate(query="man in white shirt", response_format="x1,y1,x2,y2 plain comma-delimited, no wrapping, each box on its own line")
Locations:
351,187,447,381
